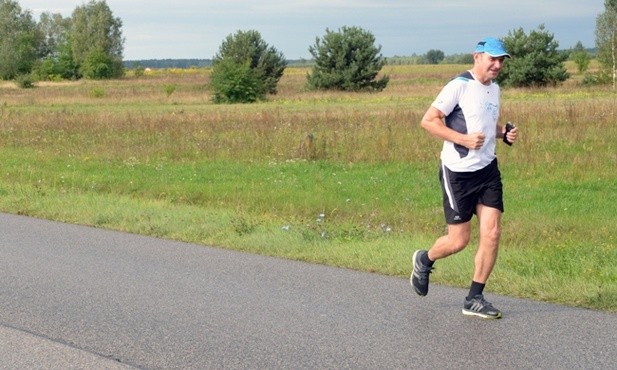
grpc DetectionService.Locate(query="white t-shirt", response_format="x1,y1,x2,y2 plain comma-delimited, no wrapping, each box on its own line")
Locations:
432,71,501,172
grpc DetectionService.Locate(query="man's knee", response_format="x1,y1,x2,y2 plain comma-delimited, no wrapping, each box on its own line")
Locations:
477,205,502,246
450,237,470,253
482,221,501,246
447,226,471,253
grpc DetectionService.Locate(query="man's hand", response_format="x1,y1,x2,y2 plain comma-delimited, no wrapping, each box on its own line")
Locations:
504,125,518,145
463,132,485,150
421,107,487,150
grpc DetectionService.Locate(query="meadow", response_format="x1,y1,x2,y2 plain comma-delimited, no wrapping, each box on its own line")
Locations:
0,63,615,312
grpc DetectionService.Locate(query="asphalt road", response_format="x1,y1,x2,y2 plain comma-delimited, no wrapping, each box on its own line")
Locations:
0,212,615,369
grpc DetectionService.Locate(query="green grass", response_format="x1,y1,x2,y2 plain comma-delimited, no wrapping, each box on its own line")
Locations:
0,64,615,312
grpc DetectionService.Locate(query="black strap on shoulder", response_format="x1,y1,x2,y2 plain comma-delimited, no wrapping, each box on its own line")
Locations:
457,70,474,80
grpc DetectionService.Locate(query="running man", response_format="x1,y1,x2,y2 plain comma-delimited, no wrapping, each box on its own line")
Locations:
411,37,519,319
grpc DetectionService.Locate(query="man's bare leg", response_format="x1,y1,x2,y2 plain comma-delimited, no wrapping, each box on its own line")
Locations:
427,222,472,262
473,204,502,283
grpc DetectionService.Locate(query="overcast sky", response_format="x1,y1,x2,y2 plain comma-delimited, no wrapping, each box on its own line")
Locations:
18,0,605,60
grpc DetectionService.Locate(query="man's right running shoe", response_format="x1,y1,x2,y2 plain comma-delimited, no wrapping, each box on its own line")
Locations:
462,294,503,319
410,250,433,296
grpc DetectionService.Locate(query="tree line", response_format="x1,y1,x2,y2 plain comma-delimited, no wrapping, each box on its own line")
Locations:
124,59,213,69
2,0,617,98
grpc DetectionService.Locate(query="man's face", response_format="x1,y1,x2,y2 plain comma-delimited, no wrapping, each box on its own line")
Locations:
474,52,506,82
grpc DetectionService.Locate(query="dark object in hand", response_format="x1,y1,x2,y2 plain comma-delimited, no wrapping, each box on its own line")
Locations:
503,122,515,146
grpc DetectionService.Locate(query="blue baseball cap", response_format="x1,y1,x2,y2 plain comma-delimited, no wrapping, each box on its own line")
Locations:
475,37,510,58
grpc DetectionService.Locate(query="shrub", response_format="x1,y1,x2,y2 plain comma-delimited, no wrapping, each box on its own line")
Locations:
133,63,145,77
210,59,265,104
15,74,36,89
210,30,286,103
570,41,591,74
164,84,176,97
582,71,612,86
90,87,105,98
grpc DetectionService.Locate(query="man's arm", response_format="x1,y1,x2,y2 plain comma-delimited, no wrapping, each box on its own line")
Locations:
420,106,486,150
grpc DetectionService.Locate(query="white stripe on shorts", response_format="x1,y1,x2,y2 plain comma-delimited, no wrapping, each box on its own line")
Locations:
442,163,458,213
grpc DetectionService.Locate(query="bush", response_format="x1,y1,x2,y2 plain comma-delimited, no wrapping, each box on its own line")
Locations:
35,57,57,81
210,59,265,104
570,41,591,74
210,30,286,103
81,48,124,80
582,71,612,86
133,63,145,77
90,87,105,98
164,84,176,97
307,26,389,91
15,74,36,89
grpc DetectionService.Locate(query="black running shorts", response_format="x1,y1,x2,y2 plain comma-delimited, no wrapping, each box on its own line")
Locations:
439,158,504,224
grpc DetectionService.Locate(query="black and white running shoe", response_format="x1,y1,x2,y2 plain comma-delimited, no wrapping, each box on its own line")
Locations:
410,250,432,296
462,294,503,319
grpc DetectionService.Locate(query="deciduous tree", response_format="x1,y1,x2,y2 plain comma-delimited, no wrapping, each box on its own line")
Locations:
0,0,42,80
36,12,78,80
596,0,617,88
70,0,124,79
425,49,445,64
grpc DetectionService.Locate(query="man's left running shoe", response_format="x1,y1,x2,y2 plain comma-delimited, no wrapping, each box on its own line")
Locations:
410,250,432,296
462,294,502,319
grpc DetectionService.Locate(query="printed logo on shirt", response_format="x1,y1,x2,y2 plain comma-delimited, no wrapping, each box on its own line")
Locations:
485,102,499,121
